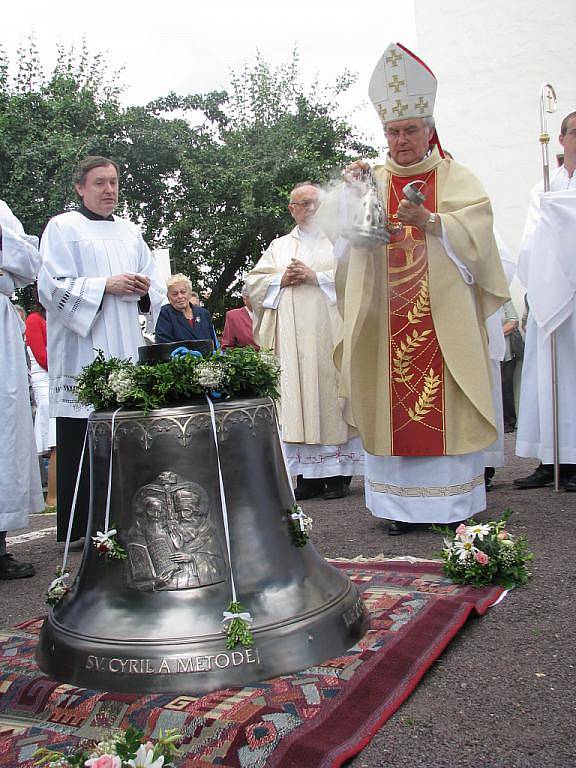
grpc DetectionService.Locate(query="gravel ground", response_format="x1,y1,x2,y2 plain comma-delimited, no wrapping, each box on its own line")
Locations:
1,433,575,766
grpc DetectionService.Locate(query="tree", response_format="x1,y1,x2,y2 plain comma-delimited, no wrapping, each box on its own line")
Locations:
0,42,377,321
158,52,376,322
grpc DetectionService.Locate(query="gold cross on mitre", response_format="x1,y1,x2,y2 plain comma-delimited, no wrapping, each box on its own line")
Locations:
392,99,409,118
386,48,402,67
414,96,429,114
388,75,405,94
377,104,388,121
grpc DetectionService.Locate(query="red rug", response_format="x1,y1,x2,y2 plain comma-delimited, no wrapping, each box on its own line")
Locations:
0,560,503,767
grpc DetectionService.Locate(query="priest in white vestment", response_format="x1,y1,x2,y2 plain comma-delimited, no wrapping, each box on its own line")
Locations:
515,111,576,490
0,200,44,578
323,44,508,534
246,182,363,501
38,156,166,541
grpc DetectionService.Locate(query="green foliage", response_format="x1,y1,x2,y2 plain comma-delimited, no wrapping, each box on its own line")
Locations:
435,510,533,588
75,348,280,412
224,601,254,650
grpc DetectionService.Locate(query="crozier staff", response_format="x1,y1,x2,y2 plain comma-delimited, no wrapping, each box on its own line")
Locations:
325,42,509,534
38,155,166,544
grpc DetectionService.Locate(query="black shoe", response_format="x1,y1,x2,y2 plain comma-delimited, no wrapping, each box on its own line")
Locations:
564,474,576,492
294,476,325,501
342,476,353,487
513,464,554,489
323,476,350,500
0,553,35,580
484,467,495,491
323,484,349,500
388,521,411,536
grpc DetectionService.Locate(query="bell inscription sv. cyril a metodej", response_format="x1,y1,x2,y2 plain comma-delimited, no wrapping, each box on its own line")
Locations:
37,397,369,694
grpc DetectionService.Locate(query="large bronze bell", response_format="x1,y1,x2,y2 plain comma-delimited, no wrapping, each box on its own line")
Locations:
37,397,369,694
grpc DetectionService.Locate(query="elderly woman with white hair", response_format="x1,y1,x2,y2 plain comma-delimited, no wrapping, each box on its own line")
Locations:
155,273,218,348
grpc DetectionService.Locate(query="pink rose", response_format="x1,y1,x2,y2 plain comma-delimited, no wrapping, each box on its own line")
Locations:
475,550,489,565
85,755,122,768
455,524,467,536
497,531,510,540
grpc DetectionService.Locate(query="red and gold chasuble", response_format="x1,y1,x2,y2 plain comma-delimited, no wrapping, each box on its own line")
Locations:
386,170,446,455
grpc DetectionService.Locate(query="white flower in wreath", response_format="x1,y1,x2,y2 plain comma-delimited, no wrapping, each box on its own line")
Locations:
127,744,165,768
108,369,134,402
196,361,225,390
259,349,280,370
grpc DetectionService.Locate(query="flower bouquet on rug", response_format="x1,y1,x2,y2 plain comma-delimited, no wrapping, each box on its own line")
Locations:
33,726,180,767
435,510,532,588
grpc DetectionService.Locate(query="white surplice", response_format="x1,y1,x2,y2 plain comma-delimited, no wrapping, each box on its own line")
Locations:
247,227,364,479
0,201,45,530
38,212,166,418
516,170,576,464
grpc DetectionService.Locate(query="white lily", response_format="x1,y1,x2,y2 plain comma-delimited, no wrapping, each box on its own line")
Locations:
127,744,165,768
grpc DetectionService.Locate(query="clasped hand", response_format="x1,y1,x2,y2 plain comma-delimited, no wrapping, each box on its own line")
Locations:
105,272,151,296
281,258,318,288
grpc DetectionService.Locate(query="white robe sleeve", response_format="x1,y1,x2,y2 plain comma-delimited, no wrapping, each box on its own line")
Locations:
0,201,41,292
438,219,474,285
316,270,337,304
38,217,107,338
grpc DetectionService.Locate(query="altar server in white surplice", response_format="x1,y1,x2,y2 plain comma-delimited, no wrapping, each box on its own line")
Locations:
246,182,363,501
0,201,44,579
38,156,166,542
514,111,576,491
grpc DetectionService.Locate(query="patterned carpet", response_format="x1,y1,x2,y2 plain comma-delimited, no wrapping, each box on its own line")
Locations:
0,560,503,767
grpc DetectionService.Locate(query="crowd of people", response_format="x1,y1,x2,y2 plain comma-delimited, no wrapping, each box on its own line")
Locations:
1,41,574,582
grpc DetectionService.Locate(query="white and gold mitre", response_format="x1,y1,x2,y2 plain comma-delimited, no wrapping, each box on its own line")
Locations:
369,42,437,125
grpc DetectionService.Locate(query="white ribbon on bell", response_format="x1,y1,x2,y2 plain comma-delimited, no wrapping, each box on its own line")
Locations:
222,611,254,626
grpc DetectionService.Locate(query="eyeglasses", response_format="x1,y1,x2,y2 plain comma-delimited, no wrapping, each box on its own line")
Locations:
290,200,318,208
384,126,423,140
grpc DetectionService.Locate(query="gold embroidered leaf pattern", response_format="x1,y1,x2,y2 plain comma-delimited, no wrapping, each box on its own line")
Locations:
393,329,433,384
408,368,441,421
407,276,430,324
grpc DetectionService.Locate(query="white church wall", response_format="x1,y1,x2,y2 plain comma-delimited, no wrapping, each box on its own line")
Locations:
414,0,575,268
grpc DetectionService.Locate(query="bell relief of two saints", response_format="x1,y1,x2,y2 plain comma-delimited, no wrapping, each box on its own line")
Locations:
125,471,226,591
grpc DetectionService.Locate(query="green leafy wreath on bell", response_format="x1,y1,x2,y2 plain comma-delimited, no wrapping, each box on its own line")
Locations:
75,347,280,412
